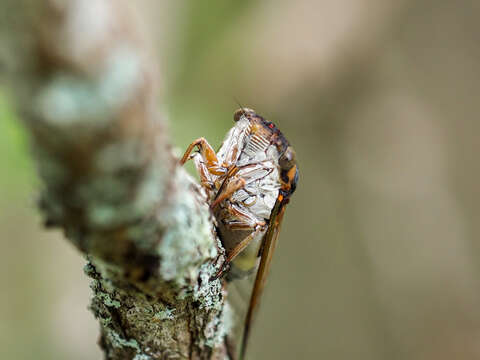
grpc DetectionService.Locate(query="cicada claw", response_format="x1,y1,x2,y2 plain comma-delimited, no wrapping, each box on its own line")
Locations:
211,262,231,281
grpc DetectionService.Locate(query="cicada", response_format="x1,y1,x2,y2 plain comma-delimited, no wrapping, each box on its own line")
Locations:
180,108,298,359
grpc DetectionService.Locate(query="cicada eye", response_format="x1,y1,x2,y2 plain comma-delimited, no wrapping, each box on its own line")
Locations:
233,107,256,122
279,146,296,170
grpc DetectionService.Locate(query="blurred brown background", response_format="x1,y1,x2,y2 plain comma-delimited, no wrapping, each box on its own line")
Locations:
2,1,480,359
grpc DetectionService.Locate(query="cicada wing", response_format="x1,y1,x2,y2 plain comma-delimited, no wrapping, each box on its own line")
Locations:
239,197,287,360
224,273,256,359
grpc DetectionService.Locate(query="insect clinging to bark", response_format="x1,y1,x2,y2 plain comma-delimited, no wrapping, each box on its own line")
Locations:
180,107,298,359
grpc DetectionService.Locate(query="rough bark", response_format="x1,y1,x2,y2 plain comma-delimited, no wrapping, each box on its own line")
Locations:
0,1,231,359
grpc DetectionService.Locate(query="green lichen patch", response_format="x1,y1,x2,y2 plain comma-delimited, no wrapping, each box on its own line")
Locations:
98,45,143,111
204,302,234,348
99,292,121,308
158,169,217,285
83,261,98,278
153,307,176,321
108,329,141,351
132,159,168,222
95,139,147,173
133,355,153,360
34,73,111,129
193,262,223,311
89,276,121,309
34,45,142,130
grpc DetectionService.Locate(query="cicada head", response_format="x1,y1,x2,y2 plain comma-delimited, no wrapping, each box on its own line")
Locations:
233,107,256,122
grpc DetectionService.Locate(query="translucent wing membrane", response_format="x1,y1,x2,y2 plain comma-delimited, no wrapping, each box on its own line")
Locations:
240,197,287,360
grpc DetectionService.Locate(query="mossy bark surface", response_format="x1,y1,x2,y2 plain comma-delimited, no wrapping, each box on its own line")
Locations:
0,1,231,359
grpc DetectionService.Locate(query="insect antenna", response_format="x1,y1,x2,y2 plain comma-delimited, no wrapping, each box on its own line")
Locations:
234,97,248,118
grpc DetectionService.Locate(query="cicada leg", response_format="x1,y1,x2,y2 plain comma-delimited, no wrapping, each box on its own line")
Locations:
213,203,266,279
190,153,216,192
222,202,265,227
210,176,246,209
180,137,228,175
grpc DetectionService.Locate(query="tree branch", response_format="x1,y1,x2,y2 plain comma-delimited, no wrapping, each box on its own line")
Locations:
0,1,230,359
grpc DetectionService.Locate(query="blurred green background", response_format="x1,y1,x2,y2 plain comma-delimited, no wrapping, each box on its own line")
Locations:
2,0,480,359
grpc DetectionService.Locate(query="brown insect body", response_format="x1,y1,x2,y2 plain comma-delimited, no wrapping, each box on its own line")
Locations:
180,108,298,359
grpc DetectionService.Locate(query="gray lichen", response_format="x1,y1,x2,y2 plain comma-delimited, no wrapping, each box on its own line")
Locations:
133,355,153,360
108,330,141,351
35,73,112,128
205,302,235,348
95,139,147,174
158,169,218,285
193,262,223,311
153,307,176,321
34,45,142,129
85,254,229,358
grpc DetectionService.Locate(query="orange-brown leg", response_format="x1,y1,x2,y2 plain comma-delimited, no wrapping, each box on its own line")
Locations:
180,137,227,175
213,202,266,278
190,153,216,193
210,177,246,209
221,203,265,229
